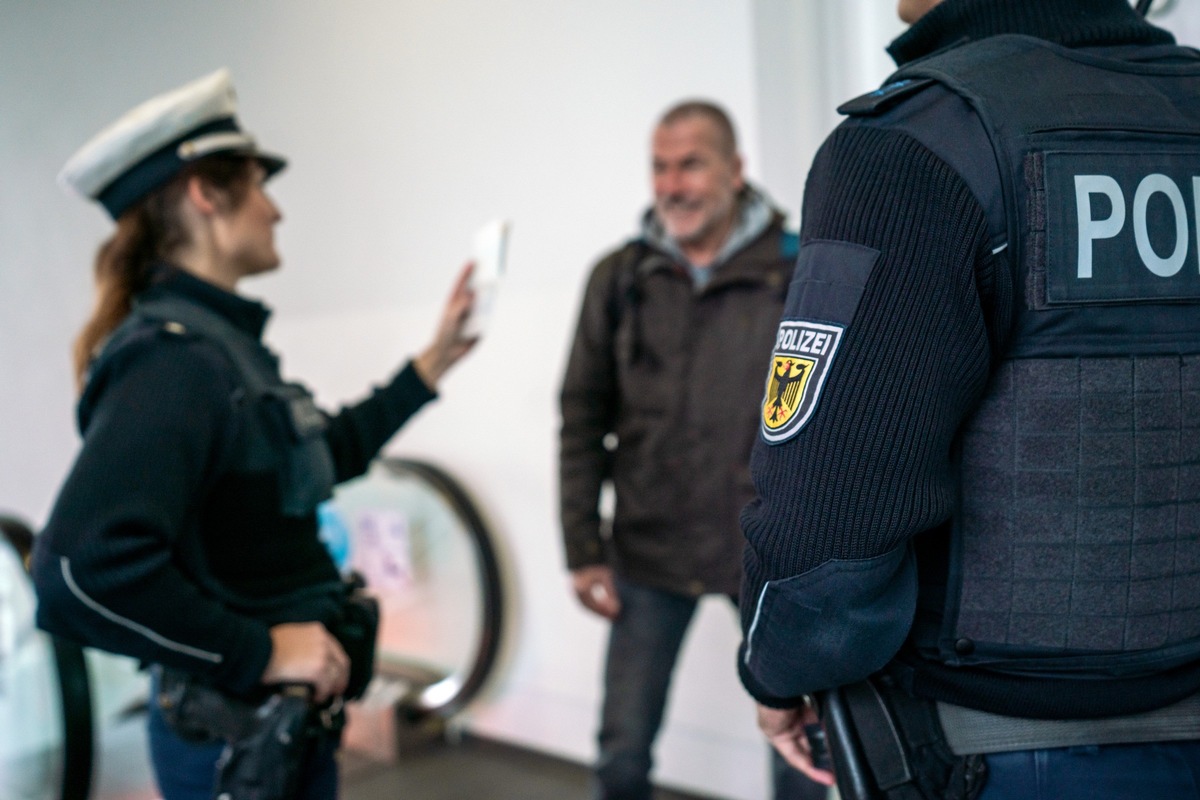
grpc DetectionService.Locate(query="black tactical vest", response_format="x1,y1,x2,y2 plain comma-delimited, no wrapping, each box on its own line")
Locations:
88,293,339,612
850,36,1200,681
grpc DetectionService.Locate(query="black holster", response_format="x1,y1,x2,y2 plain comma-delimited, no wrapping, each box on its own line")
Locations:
156,669,343,800
330,573,379,701
155,577,376,798
816,675,987,800
212,686,325,800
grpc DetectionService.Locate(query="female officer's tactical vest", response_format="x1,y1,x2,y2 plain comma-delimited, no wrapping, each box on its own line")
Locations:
849,35,1200,681
88,292,339,612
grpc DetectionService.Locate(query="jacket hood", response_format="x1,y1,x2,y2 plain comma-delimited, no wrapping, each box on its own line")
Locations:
640,183,782,271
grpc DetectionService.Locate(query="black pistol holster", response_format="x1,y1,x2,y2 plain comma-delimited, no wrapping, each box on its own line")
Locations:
212,685,329,800
817,674,987,800
156,669,345,800
153,572,377,799
330,572,379,702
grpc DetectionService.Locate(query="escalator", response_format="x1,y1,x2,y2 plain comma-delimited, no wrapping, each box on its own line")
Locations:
320,459,507,758
1,515,92,800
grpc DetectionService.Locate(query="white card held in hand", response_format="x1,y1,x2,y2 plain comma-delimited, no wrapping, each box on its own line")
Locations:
464,219,510,338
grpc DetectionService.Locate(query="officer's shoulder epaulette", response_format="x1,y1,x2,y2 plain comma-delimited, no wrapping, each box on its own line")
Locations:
102,313,188,354
119,314,201,347
837,77,936,118
157,319,191,337
82,316,201,393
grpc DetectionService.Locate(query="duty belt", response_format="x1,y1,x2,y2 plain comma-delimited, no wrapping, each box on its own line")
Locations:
938,692,1200,755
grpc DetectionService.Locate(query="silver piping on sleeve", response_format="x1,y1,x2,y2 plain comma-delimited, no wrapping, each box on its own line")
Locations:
59,556,223,664
743,582,772,666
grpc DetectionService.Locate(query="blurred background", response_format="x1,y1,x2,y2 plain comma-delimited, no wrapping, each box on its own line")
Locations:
2,2,1197,798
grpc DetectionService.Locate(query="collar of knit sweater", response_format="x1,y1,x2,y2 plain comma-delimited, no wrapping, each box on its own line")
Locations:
888,0,1174,66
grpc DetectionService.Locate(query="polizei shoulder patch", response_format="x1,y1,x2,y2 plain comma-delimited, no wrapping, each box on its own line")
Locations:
761,240,878,444
760,320,844,443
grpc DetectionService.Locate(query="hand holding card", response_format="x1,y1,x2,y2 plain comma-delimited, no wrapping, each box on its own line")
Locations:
464,219,510,338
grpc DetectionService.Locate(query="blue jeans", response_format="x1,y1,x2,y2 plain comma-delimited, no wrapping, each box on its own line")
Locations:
594,577,825,800
978,741,1200,800
147,677,339,800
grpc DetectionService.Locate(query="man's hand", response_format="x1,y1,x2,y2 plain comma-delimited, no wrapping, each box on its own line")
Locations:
571,565,621,620
757,702,836,787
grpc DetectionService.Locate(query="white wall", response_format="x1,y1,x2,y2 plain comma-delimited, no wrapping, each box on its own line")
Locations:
752,1,906,219
4,2,1197,799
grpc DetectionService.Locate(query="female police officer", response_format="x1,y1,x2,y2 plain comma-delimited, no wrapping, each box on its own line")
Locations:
30,68,476,799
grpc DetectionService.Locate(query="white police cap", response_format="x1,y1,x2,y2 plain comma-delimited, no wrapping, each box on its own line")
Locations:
59,68,285,219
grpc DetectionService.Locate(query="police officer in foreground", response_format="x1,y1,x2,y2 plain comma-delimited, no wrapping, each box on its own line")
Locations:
738,0,1200,798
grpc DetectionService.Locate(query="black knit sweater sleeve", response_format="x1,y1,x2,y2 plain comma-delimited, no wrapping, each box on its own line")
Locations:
324,360,436,483
738,123,1000,705
32,329,273,694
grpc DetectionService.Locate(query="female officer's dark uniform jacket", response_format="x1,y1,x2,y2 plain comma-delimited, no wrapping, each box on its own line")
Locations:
739,0,1200,724
32,265,434,695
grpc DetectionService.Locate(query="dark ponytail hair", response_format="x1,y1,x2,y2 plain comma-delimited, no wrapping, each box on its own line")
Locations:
72,156,255,388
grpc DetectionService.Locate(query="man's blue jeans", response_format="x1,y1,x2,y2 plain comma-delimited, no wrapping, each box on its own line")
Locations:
594,577,826,800
978,741,1200,799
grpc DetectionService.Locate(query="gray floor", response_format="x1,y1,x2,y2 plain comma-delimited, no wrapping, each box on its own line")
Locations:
341,734,723,800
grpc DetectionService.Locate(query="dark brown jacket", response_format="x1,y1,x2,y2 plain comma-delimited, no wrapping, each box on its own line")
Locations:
559,206,796,597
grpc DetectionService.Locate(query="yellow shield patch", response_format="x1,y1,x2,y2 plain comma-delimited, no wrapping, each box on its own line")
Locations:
759,320,844,443
762,356,815,431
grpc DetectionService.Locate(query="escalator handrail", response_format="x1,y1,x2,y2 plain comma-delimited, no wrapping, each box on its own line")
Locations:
1,515,94,800
374,459,506,720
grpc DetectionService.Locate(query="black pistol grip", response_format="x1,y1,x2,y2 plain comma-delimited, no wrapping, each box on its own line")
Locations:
817,688,881,800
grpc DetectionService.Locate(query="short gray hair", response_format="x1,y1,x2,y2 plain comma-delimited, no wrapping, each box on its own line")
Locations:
658,100,738,159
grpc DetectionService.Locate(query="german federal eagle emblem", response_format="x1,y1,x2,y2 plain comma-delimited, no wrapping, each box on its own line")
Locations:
760,320,844,443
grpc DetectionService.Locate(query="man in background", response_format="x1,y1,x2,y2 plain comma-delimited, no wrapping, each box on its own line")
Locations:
560,100,823,799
